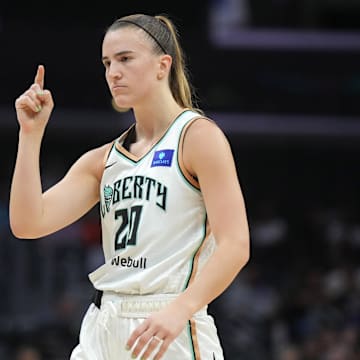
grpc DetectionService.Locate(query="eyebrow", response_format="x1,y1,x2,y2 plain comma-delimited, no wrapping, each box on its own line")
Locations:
102,50,135,62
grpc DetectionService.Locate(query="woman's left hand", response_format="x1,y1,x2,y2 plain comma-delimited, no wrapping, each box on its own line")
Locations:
126,300,191,359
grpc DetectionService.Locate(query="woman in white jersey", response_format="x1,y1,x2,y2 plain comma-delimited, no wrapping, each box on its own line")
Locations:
10,13,250,360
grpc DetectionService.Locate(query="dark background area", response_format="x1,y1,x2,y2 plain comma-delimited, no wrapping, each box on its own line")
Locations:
1,1,360,115
1,1,360,359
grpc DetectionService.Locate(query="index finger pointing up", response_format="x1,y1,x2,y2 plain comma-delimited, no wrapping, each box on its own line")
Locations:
34,64,45,89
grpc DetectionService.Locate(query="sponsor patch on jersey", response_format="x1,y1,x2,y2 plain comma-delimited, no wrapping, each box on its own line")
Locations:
151,149,174,167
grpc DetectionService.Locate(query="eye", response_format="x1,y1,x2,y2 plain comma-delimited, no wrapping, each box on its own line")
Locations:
120,56,130,62
103,60,110,68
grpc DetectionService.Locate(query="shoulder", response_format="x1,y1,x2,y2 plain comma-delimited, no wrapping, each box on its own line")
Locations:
72,141,115,182
184,116,230,150
183,116,233,176
79,141,114,164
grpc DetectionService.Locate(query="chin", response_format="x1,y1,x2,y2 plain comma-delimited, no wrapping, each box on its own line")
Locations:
111,98,132,112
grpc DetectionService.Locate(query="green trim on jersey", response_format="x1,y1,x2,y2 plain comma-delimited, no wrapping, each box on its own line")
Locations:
113,146,148,165
175,125,202,193
182,214,208,291
112,109,193,166
186,321,196,360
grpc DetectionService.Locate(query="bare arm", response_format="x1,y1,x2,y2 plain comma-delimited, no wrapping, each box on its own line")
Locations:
9,65,108,238
10,144,107,239
175,118,250,313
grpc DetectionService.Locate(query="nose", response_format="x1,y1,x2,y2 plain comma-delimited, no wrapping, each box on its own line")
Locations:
107,63,122,80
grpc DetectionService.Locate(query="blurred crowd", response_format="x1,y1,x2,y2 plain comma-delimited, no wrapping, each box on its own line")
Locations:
212,197,360,359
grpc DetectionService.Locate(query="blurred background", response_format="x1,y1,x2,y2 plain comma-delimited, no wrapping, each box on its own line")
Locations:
1,0,360,359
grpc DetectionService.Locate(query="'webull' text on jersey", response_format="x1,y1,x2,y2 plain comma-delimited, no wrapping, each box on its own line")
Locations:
89,110,216,295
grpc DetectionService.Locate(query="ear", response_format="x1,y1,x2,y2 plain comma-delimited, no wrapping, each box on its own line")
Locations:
157,54,172,80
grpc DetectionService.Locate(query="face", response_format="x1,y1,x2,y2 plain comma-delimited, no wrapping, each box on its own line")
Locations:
102,27,166,109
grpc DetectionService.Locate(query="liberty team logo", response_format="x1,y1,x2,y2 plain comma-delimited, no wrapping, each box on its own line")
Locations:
151,149,174,167
103,185,114,212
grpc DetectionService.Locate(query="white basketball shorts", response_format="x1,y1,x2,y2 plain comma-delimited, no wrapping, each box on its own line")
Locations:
70,292,224,360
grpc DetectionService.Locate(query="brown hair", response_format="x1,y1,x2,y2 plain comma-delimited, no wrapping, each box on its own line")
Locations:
106,14,202,114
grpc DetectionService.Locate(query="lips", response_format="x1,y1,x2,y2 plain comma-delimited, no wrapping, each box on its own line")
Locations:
112,85,126,91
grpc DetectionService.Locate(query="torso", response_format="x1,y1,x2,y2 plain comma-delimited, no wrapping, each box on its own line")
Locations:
89,109,216,295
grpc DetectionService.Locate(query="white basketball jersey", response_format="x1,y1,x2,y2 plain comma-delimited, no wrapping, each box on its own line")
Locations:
89,110,216,294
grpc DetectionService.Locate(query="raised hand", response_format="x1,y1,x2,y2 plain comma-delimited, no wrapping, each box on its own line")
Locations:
15,65,54,133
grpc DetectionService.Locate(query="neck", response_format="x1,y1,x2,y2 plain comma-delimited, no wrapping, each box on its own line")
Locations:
132,95,185,141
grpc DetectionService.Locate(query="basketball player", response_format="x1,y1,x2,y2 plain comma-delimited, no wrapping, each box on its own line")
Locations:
10,14,250,359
